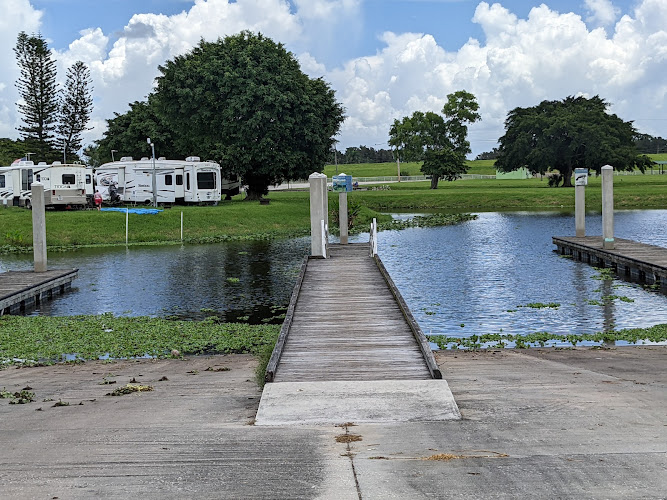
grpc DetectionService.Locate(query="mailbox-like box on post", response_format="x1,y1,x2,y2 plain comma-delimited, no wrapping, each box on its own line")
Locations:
332,174,353,193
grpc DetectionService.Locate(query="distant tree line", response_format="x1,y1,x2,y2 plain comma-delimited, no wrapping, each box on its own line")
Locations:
634,133,667,155
7,32,93,165
328,146,395,165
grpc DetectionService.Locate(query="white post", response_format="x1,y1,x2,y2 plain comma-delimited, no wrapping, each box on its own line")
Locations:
31,182,47,272
339,191,348,245
574,168,588,237
125,208,129,245
601,165,614,249
369,218,378,257
181,211,184,241
309,172,328,257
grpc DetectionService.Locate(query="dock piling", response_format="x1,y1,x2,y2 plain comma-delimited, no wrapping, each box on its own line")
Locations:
309,172,328,258
602,165,614,249
31,182,47,272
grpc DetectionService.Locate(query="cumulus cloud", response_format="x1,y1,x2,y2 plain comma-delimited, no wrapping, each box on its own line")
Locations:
585,0,621,26
331,1,667,155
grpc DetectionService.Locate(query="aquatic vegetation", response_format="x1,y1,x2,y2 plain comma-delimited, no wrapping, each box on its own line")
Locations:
518,302,561,309
428,323,667,350
0,314,280,366
378,213,477,231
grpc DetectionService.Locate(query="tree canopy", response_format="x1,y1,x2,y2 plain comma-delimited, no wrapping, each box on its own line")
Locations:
86,100,179,167
57,61,93,162
150,31,344,199
495,95,650,187
388,90,480,189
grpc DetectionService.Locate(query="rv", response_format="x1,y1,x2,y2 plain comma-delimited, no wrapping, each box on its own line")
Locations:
95,157,239,205
0,161,91,209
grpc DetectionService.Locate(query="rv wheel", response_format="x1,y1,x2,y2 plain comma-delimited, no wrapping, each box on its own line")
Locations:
25,200,31,210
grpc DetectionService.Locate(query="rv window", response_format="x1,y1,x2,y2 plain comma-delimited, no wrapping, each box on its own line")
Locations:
0,176,4,188
62,174,76,184
186,173,190,190
21,169,33,191
36,174,41,182
86,174,92,184
164,174,173,186
197,172,216,190
176,175,183,186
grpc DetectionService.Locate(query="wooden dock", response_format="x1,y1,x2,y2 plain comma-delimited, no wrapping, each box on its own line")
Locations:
553,236,666,289
265,244,441,383
0,269,78,315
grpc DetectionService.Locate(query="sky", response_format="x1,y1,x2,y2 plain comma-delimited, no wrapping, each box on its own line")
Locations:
1,0,666,159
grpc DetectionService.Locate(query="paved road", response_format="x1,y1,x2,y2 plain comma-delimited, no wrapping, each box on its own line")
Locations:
1,347,665,498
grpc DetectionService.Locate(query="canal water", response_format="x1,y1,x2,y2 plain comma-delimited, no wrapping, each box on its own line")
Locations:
1,210,666,340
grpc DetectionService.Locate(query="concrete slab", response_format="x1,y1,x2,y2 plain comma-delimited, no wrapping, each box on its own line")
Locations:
255,379,461,426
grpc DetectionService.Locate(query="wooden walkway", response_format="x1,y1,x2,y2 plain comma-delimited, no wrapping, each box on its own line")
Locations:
553,236,667,287
265,244,440,383
0,269,78,315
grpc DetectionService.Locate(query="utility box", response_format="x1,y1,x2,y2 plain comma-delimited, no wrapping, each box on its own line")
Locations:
574,168,588,186
332,174,353,192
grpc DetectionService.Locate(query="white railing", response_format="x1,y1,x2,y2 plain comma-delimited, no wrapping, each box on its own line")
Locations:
369,218,378,257
321,219,328,259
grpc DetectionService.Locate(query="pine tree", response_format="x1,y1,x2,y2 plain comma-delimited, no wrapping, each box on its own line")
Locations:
57,61,93,162
14,32,60,162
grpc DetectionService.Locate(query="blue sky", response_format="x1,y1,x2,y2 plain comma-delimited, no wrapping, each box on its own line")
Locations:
2,0,664,156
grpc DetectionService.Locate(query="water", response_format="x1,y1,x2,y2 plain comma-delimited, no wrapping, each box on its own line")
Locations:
371,210,667,340
0,238,310,323
1,210,666,339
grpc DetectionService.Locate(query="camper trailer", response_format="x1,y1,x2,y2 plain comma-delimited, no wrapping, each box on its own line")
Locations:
0,161,90,209
95,157,239,205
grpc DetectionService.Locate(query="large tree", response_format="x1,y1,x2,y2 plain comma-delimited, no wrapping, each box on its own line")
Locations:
495,96,648,187
57,61,93,162
14,32,60,162
90,100,180,165
389,90,480,189
153,31,344,199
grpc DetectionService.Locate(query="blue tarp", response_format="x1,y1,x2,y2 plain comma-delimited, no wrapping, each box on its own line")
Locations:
100,208,163,215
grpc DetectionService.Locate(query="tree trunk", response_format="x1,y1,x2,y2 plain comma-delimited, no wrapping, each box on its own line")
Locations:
561,167,573,187
243,173,270,201
430,175,440,189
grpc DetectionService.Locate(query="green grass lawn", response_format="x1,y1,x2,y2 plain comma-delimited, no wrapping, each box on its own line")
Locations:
323,159,497,177
1,175,665,251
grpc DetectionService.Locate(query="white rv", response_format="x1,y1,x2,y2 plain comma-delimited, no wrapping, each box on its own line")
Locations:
95,156,237,205
0,161,90,209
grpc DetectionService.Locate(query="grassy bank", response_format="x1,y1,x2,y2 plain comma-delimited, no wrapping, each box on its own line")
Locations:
324,155,666,178
1,175,665,252
323,159,497,177
0,314,279,366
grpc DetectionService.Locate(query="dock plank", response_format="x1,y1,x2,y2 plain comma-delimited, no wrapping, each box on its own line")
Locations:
0,269,78,315
271,244,435,382
553,236,667,284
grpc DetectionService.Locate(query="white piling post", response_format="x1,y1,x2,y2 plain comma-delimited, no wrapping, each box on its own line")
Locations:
574,168,588,237
309,172,328,257
31,182,47,272
125,208,129,245
181,211,184,242
601,165,614,249
339,191,348,245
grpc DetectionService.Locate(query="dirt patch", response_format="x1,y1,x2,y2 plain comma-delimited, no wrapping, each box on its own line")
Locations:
336,433,362,443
